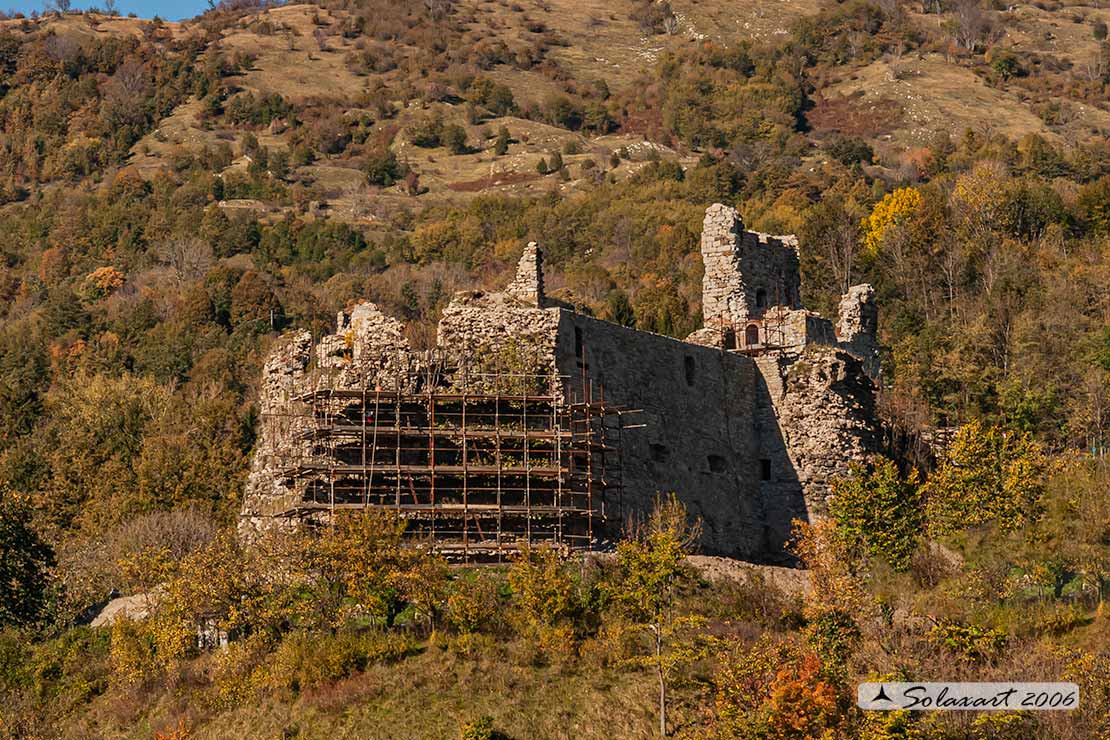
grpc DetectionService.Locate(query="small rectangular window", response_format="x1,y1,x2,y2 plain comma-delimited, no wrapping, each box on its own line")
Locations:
760,459,772,481
684,355,695,386
574,327,583,359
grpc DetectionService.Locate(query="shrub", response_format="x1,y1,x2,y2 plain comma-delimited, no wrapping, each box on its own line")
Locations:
446,571,503,635
407,113,444,147
264,630,415,693
507,546,577,658
930,621,1008,663
829,459,923,571
466,77,516,115
442,123,469,154
460,715,506,740
989,48,1023,79
824,136,873,165
493,126,510,156
365,148,403,186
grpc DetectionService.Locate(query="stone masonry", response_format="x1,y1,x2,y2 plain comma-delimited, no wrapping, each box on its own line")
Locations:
505,241,544,306
242,204,884,561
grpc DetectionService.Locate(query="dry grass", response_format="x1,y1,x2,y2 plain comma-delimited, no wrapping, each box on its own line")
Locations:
64,643,665,740
825,53,1068,148
20,0,1105,216
219,4,368,104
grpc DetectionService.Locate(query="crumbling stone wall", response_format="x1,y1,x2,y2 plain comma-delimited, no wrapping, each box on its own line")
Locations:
317,303,418,391
836,284,881,378
754,346,882,553
505,241,544,306
239,303,418,537
241,204,886,562
240,330,314,537
700,204,801,326
437,290,562,395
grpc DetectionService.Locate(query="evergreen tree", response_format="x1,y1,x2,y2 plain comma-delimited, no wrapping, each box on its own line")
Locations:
494,126,510,156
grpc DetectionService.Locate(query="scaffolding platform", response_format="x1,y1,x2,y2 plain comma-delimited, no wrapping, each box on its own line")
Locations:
258,354,628,561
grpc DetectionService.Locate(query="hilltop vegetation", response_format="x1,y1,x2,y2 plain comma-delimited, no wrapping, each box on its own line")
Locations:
0,0,1109,737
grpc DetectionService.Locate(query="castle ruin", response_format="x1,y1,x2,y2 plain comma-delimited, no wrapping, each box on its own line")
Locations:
240,204,882,562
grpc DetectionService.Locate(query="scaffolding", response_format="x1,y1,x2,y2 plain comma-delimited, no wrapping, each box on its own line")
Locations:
261,354,626,561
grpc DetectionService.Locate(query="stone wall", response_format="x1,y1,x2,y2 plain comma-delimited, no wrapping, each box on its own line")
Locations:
241,203,886,562
759,346,882,531
239,303,419,537
554,313,765,558
436,289,562,395
239,329,313,538
836,284,881,378
505,241,544,307
700,203,801,327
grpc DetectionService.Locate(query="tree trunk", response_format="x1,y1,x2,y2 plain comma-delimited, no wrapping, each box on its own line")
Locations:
656,626,666,737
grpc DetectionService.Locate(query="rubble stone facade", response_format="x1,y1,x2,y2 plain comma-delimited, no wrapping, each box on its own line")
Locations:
242,204,884,561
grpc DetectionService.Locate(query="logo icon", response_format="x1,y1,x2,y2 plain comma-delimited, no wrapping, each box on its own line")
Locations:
872,685,893,704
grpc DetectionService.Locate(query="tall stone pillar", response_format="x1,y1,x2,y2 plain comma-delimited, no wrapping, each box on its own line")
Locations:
700,204,745,326
506,241,545,307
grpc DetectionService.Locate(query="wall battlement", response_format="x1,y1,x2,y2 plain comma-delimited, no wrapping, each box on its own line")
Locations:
241,204,883,562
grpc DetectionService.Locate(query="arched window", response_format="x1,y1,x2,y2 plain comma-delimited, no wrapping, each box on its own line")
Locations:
745,324,760,346
755,288,767,308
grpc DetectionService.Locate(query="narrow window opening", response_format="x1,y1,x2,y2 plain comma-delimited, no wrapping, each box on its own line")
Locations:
760,459,772,481
755,288,767,308
684,355,696,387
574,327,583,362
723,327,736,350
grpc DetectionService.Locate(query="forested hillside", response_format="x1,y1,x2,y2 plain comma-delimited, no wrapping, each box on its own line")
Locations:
0,0,1108,737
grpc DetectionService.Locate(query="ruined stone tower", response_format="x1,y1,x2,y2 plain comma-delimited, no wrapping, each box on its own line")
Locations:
700,203,801,328
505,241,544,307
241,205,883,562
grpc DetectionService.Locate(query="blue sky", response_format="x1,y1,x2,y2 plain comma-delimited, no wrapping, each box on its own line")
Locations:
4,0,211,21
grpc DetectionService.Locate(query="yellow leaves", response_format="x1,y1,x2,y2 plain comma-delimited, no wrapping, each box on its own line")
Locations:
860,186,922,257
507,545,578,661
108,617,156,686
116,545,174,594
507,545,575,629
789,518,872,621
82,266,125,298
446,570,501,636
951,160,1008,233
923,420,1050,536
714,638,851,740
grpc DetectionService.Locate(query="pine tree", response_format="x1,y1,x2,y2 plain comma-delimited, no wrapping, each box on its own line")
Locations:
494,126,510,156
